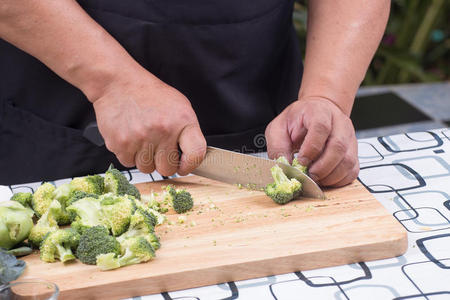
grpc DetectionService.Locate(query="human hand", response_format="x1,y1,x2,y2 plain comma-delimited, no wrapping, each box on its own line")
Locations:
265,97,359,187
91,70,206,176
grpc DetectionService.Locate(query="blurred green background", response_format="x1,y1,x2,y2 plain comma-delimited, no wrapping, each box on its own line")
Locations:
293,0,449,85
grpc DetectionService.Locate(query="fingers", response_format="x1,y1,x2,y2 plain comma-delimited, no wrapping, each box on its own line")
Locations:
135,143,156,174
177,124,207,176
265,114,294,161
316,129,359,187
297,117,332,166
307,117,353,181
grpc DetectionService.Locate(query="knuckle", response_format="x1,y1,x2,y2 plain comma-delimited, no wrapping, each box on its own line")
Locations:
331,139,347,155
341,154,355,170
314,121,331,135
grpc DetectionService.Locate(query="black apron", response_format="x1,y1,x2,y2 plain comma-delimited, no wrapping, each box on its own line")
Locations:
0,0,303,185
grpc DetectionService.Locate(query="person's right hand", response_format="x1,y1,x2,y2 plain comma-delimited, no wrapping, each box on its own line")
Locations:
91,69,206,176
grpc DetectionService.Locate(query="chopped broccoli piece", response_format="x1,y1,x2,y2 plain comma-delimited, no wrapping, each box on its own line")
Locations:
52,183,73,225
32,183,56,218
28,199,61,247
70,175,104,195
66,197,106,234
76,226,121,265
0,202,34,250
276,156,290,165
39,228,80,263
165,186,193,214
10,192,33,208
104,166,141,199
264,165,302,204
96,237,155,270
117,209,159,250
292,158,308,174
66,191,98,207
100,194,134,236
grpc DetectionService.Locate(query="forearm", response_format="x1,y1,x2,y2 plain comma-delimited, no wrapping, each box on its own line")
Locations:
0,0,144,101
299,0,390,115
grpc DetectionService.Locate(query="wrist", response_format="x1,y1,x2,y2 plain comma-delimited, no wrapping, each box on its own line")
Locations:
296,95,350,116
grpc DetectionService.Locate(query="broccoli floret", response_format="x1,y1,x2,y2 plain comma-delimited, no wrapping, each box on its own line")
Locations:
264,165,302,205
104,166,141,199
39,228,80,263
76,226,121,265
70,175,104,195
28,199,61,248
66,191,99,208
52,183,73,225
100,194,134,236
32,183,56,218
165,186,193,214
10,192,33,208
66,197,106,234
142,192,168,213
292,157,308,174
146,232,160,251
276,156,290,165
117,210,156,244
96,237,155,271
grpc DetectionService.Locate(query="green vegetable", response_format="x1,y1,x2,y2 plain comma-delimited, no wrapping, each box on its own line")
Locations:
96,237,155,271
165,185,194,214
70,175,104,195
0,249,26,284
264,164,302,204
39,229,80,263
76,226,121,265
10,192,33,208
0,202,34,250
4,246,33,257
292,157,308,174
276,156,290,165
104,165,141,199
28,199,61,248
32,182,56,218
53,183,72,225
66,191,99,208
100,194,134,236
66,196,105,234
117,210,160,250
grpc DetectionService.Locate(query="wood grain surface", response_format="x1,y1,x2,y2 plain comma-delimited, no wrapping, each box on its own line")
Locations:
20,176,407,299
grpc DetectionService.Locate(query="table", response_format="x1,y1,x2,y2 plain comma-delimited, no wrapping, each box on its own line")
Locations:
2,128,449,299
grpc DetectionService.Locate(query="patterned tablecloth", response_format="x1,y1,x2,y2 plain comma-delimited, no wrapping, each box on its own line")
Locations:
2,128,449,300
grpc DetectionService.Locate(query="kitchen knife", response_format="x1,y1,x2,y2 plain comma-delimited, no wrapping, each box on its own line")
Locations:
83,124,325,199
192,146,325,199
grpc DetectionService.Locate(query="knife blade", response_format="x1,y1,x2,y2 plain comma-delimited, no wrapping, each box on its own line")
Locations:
191,147,325,199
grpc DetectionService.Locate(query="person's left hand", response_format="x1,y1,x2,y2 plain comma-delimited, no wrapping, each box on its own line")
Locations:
265,97,359,187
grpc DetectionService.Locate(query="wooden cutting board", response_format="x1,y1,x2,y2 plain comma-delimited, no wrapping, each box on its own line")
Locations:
20,176,407,299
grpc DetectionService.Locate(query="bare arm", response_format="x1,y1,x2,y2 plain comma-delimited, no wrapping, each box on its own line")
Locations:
266,0,390,186
0,0,206,175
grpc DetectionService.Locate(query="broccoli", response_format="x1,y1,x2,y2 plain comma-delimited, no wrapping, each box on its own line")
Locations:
70,175,104,195
66,190,99,207
96,237,155,270
10,192,33,208
76,226,121,265
276,156,290,165
0,202,34,250
117,210,157,245
264,165,302,204
28,199,61,247
32,182,56,218
164,185,193,214
104,166,141,199
52,183,73,225
40,228,80,263
292,157,308,174
100,194,134,236
66,196,106,234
